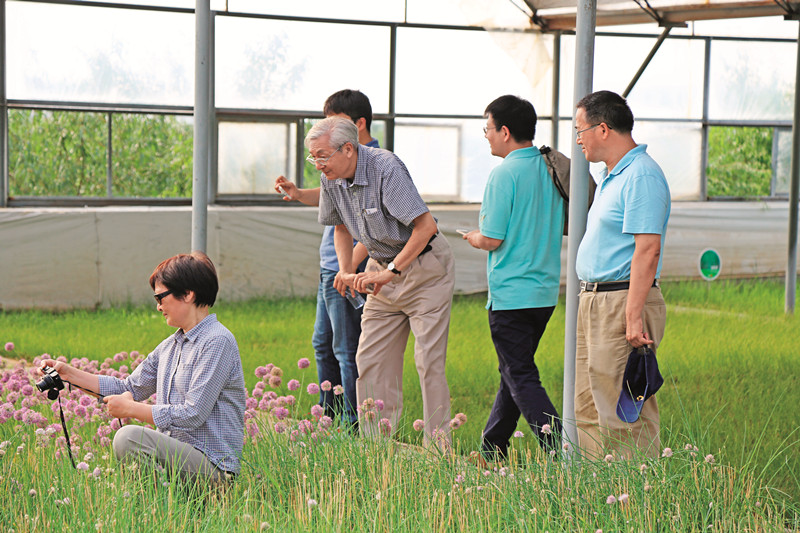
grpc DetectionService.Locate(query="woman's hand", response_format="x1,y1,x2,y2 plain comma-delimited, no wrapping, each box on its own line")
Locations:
103,391,135,419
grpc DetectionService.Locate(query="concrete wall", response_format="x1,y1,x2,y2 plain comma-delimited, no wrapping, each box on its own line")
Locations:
0,202,795,309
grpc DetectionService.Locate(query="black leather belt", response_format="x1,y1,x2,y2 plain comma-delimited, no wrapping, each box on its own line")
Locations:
418,233,438,256
580,279,659,292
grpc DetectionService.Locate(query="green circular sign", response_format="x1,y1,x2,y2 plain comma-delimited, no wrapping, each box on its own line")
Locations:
699,248,722,281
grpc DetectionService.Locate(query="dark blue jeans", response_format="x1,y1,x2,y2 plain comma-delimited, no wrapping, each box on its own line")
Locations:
482,306,561,459
311,268,362,425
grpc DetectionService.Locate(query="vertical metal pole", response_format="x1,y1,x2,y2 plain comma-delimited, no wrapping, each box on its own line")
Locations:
106,112,113,197
0,0,7,208
551,31,561,151
192,0,210,253
700,37,712,200
386,24,397,152
562,0,596,456
786,22,800,314
208,11,217,203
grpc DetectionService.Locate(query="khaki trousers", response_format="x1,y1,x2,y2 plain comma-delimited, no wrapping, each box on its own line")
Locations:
356,234,455,448
575,286,666,460
113,425,230,483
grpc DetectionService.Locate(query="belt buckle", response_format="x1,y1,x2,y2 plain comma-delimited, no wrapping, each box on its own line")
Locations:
579,280,589,292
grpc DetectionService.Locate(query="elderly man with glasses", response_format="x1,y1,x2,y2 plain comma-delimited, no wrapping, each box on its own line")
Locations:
307,116,455,449
573,90,671,460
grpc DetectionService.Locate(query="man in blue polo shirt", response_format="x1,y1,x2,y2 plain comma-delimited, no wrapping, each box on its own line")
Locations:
464,95,564,460
574,90,670,459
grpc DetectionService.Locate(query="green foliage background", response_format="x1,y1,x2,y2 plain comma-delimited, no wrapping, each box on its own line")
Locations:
706,126,773,197
9,110,193,198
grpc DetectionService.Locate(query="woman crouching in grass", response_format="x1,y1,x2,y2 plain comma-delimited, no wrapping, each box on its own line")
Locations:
41,251,246,483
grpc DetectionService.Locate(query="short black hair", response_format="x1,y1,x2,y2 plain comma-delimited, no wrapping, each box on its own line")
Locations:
484,95,537,142
576,90,634,133
323,89,373,132
149,251,218,307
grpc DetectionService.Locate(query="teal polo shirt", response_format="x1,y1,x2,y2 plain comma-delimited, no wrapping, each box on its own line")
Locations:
575,144,670,282
479,146,565,311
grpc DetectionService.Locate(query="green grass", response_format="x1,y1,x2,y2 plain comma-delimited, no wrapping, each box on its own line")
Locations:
1,278,799,530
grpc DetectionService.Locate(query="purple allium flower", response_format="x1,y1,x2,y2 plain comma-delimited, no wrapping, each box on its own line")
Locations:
297,358,311,369
307,498,317,508
246,397,257,410
274,421,287,434
270,366,283,377
540,423,552,435
375,399,384,411
271,407,289,420
268,375,282,388
284,395,296,406
307,383,320,395
92,467,103,478
318,416,333,430
604,454,614,463
287,379,300,391
454,413,467,425
605,495,617,505
255,366,268,378
76,462,89,471
299,419,313,434
513,431,524,438
265,391,278,401
413,419,425,432
379,418,391,436
21,385,34,397
79,395,93,407
618,493,629,505
310,404,324,418
662,447,673,458
113,353,125,363
333,385,344,396
4,342,14,352
258,398,271,410
449,418,462,429
320,380,332,392
705,454,715,464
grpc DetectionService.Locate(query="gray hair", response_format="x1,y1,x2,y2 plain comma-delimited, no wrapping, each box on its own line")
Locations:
304,116,358,150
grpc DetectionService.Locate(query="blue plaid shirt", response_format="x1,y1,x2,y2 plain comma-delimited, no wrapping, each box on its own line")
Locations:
98,314,246,473
318,144,429,263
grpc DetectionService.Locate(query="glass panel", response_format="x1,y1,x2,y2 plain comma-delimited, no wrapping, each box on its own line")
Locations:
690,16,794,39
8,110,106,197
709,40,796,121
706,126,772,197
218,121,297,194
774,127,793,196
396,28,552,116
227,0,405,22
394,117,553,202
215,18,390,112
628,122,702,200
112,114,193,198
405,0,532,28
7,3,194,105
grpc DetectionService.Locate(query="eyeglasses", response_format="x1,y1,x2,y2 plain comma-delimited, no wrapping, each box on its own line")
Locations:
306,144,344,166
154,289,174,305
576,123,601,139
483,125,499,135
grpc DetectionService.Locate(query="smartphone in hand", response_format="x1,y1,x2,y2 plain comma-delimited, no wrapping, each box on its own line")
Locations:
456,229,471,236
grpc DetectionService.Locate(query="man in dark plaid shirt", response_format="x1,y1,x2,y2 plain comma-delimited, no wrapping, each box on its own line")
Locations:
310,116,456,449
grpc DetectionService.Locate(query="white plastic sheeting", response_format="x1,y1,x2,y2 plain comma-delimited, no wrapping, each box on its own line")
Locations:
0,203,796,309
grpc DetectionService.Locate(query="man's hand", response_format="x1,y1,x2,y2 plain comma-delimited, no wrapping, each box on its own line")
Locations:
274,176,298,201
463,229,502,251
103,391,135,419
354,269,395,296
333,270,358,297
626,319,654,348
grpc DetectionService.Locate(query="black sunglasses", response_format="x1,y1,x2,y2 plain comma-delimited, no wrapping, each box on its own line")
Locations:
154,289,174,305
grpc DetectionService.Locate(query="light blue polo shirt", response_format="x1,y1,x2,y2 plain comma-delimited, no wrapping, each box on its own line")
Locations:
319,138,380,271
575,144,670,282
480,146,565,311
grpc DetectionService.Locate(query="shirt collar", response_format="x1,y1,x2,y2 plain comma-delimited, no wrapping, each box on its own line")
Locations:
504,146,539,161
605,144,648,180
343,144,370,188
174,313,217,343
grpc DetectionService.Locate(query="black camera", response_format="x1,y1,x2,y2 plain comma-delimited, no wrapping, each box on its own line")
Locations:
36,366,65,400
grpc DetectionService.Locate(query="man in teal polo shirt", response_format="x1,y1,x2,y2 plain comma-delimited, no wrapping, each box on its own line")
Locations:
574,90,670,460
464,95,564,460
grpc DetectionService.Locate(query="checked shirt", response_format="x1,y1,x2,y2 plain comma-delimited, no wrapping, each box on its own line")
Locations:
98,314,246,473
318,144,429,263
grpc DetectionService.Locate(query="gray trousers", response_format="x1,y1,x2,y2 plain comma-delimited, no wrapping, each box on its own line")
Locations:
113,425,229,483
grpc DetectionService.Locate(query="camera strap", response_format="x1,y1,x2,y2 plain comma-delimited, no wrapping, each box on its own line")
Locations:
57,395,77,469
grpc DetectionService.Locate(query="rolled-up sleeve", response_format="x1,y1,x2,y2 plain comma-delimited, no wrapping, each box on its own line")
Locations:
97,349,158,400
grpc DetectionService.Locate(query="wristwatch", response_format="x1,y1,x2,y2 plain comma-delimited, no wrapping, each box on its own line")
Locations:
387,262,402,275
